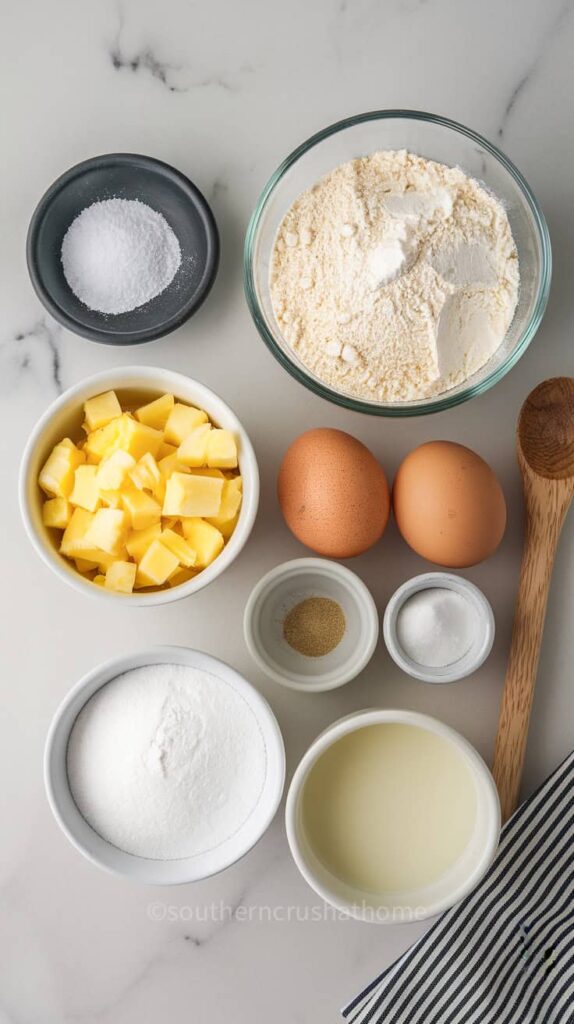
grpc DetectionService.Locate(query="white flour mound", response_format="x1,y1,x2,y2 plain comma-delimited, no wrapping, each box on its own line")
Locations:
270,150,519,402
67,664,267,860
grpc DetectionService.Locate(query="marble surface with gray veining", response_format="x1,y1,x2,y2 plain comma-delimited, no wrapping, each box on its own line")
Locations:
1,1,573,1021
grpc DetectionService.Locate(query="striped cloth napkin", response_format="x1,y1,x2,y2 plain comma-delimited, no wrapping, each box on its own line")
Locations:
342,751,574,1024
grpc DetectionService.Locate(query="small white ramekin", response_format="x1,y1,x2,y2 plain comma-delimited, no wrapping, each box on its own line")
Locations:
286,708,500,923
44,646,285,884
244,558,379,691
383,573,495,683
19,366,259,605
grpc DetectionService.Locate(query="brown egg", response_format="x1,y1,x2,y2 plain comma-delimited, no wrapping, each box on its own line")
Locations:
393,441,506,567
278,428,390,558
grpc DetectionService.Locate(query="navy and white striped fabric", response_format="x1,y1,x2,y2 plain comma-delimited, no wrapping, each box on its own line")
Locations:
342,751,574,1024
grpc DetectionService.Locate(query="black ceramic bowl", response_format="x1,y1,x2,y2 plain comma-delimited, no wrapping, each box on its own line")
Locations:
27,154,219,345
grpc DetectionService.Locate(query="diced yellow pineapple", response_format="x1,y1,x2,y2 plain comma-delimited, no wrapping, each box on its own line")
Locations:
60,508,95,557
93,574,106,587
168,567,197,588
121,486,162,530
137,540,179,586
83,418,123,462
218,512,239,540
180,518,224,568
177,424,212,467
75,557,99,573
39,442,85,497
96,450,136,491
157,440,177,460
135,393,175,430
163,472,223,518
206,429,238,469
84,508,129,555
129,452,161,493
42,497,71,529
164,403,209,445
105,560,137,594
206,477,242,527
69,465,101,512
100,489,122,508
119,416,163,461
160,528,197,567
187,467,225,478
125,523,162,561
83,390,122,431
158,453,190,479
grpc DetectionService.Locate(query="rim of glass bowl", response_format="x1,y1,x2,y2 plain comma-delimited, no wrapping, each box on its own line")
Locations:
244,109,552,418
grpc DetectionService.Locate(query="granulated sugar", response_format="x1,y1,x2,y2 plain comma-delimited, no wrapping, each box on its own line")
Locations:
270,150,519,402
67,663,267,860
61,198,181,314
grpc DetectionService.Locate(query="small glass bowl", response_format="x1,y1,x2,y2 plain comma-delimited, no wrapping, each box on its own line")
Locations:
244,110,551,417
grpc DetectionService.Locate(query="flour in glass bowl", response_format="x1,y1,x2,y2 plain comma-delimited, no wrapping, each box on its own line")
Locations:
270,150,519,402
66,663,267,860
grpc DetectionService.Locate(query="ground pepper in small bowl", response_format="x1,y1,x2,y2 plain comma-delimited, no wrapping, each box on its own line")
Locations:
283,596,346,657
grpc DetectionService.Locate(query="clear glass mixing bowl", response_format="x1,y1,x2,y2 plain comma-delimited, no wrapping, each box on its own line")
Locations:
244,110,551,417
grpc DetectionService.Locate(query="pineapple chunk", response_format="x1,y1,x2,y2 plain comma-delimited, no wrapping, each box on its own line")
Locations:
96,450,136,491
105,560,137,594
121,486,162,530
164,403,208,445
60,508,95,557
168,567,197,588
39,441,85,497
163,472,223,518
83,391,122,431
137,540,179,586
135,393,175,430
181,518,224,567
160,528,197,568
100,489,122,508
158,453,190,479
42,497,71,529
119,416,163,461
84,508,129,555
177,424,212,468
83,418,123,462
93,574,106,587
206,477,242,526
75,557,99,573
157,440,177,460
187,467,224,478
69,465,101,512
206,429,238,469
125,523,162,561
218,512,239,540
129,452,161,493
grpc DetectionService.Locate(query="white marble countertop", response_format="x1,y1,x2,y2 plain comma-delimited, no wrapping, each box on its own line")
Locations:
2,0,573,1020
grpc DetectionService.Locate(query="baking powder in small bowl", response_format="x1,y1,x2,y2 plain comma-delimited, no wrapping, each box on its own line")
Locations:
67,662,268,860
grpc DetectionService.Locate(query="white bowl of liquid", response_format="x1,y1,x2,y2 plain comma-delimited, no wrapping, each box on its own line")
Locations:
286,709,500,923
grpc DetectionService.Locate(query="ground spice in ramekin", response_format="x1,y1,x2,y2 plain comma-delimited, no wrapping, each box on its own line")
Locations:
283,597,346,657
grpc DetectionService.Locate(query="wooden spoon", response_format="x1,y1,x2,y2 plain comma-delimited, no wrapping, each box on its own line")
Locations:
492,377,574,822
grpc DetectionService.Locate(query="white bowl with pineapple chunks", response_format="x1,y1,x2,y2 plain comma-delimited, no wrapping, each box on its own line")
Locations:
19,367,259,604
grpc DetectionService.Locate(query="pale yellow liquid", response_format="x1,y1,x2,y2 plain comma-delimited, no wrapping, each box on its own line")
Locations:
301,724,477,893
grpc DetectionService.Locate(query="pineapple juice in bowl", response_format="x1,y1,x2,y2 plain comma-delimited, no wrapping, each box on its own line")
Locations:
19,366,259,605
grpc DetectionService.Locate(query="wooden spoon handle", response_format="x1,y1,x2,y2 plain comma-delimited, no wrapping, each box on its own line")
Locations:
492,474,572,822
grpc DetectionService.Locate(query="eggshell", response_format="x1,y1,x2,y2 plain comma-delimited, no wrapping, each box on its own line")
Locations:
278,428,390,558
393,441,506,568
